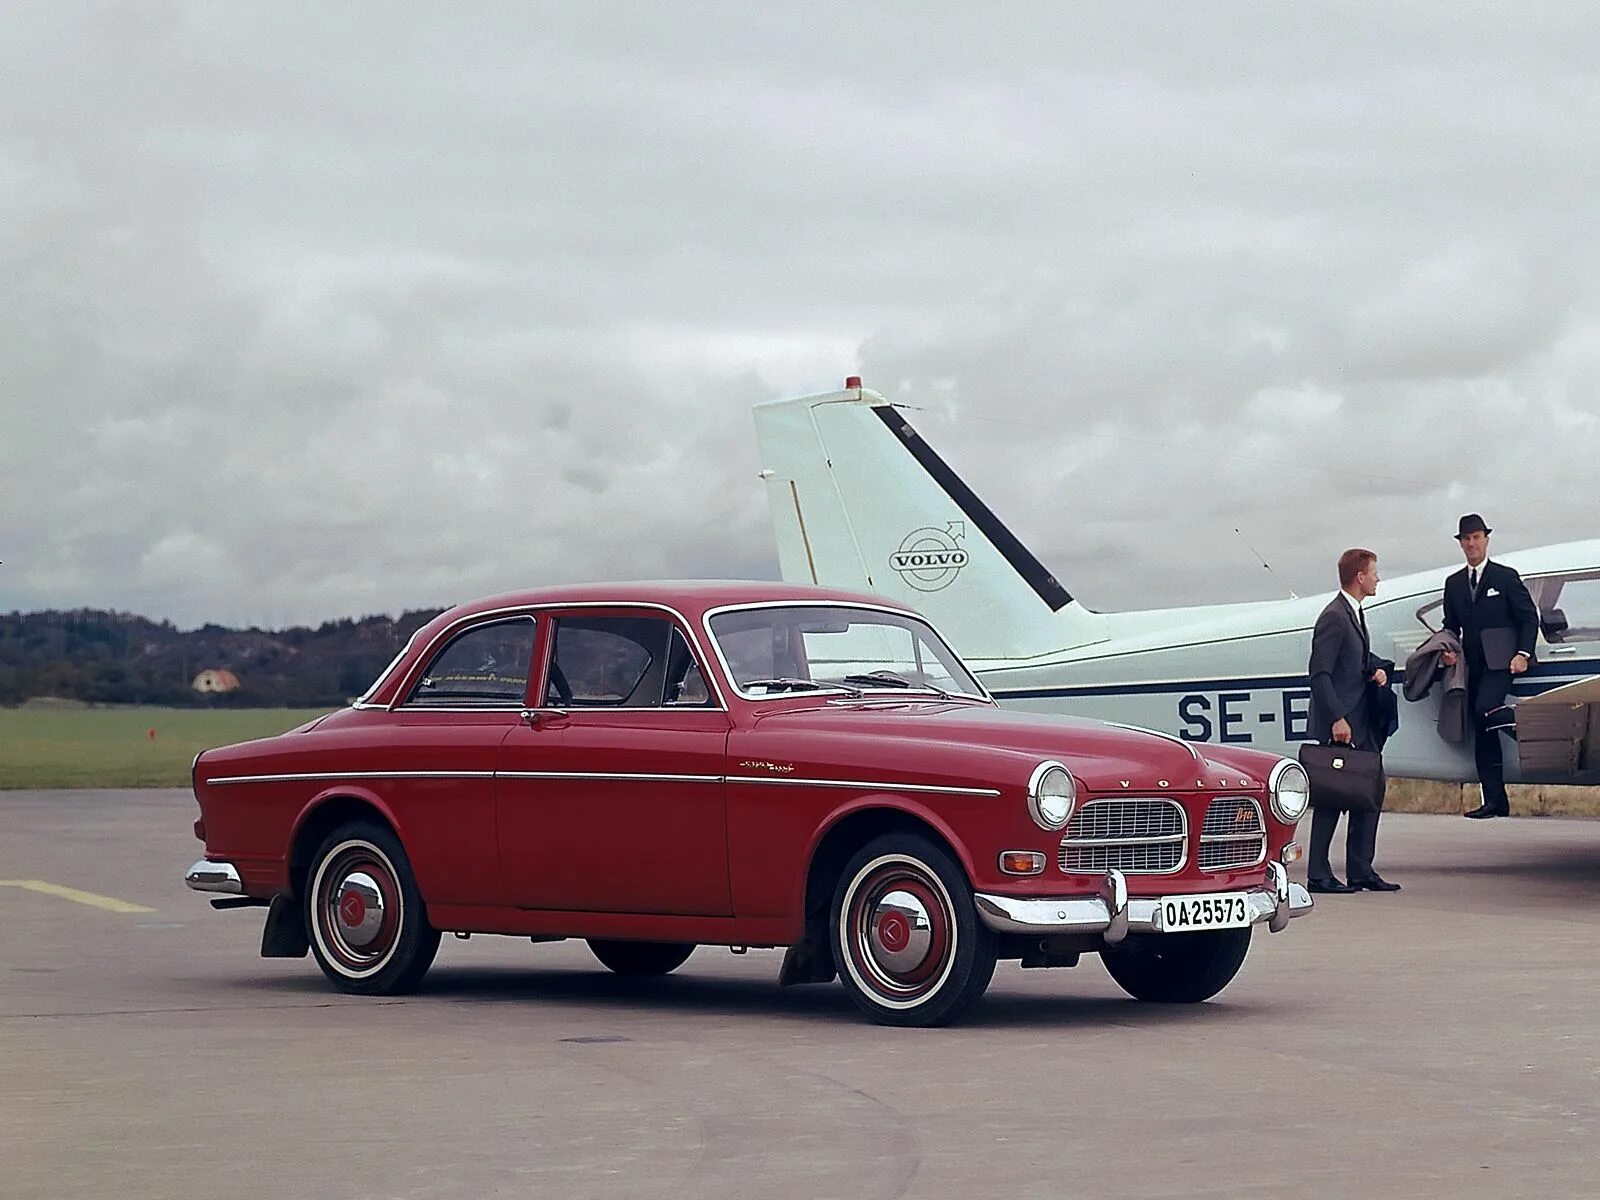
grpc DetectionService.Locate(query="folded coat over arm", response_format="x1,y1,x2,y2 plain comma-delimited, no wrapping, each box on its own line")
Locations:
1404,630,1468,743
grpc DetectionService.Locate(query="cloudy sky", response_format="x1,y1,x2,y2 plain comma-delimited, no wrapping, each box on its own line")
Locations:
4,4,1599,628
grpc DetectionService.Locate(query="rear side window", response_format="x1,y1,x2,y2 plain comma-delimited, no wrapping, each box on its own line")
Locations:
404,617,537,707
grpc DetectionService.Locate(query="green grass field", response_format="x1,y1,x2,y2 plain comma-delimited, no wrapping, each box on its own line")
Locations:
0,705,334,789
2,704,1596,813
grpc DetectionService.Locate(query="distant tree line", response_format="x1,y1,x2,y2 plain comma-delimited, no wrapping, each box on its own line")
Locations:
0,608,445,707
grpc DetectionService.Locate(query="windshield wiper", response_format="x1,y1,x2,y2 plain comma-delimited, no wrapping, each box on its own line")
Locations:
743,677,862,696
842,671,957,699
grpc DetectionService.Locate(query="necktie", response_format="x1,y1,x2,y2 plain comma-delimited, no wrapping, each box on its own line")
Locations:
1358,605,1368,646
1469,567,1479,598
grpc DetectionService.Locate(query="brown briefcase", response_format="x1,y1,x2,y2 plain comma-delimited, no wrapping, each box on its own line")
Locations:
1297,742,1385,813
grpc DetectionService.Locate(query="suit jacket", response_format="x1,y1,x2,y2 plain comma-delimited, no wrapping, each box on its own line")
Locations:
1308,594,1381,748
1441,560,1537,672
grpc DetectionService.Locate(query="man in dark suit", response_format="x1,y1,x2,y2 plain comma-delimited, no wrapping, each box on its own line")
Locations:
1441,514,1539,819
1306,548,1400,893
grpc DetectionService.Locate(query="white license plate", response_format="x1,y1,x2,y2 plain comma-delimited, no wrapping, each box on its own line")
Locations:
1157,892,1252,933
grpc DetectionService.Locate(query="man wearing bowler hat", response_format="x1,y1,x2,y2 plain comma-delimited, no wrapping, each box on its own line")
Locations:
1441,514,1539,819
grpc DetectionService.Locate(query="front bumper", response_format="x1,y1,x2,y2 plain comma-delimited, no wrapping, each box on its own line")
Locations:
185,859,243,895
975,862,1312,944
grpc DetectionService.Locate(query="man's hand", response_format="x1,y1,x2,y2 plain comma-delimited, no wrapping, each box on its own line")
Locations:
1332,717,1353,744
1370,667,1388,687
1510,653,1529,676
1441,650,1458,667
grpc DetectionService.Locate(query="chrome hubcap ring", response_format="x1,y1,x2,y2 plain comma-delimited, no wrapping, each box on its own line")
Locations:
843,857,956,1005
315,842,402,975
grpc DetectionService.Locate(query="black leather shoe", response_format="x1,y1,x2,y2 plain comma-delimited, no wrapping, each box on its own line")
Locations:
1307,878,1356,894
1351,875,1401,892
1464,805,1509,820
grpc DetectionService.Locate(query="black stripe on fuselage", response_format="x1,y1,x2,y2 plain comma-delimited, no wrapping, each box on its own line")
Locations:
871,404,1072,612
987,662,1600,701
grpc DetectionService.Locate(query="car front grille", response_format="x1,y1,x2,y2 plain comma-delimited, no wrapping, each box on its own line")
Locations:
1058,798,1186,875
1197,796,1266,871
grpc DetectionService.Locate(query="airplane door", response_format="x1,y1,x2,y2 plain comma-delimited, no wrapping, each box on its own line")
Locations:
1516,572,1600,782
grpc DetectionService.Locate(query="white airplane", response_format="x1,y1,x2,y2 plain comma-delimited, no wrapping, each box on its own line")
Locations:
752,379,1600,785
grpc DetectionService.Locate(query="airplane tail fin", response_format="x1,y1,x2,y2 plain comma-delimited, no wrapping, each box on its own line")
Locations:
753,381,1098,661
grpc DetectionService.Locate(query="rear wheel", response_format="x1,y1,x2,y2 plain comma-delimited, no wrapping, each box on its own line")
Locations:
305,822,440,995
1100,928,1251,1003
586,939,696,976
829,833,996,1027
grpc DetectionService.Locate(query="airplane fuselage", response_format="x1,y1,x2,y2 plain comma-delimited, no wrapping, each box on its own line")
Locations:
970,550,1600,783
753,383,1600,787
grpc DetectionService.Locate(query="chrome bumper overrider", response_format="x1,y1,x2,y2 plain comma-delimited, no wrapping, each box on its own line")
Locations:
975,862,1313,944
185,859,243,895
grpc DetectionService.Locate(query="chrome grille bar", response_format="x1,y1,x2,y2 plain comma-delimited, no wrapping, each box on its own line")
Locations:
1198,797,1266,871
1059,798,1187,876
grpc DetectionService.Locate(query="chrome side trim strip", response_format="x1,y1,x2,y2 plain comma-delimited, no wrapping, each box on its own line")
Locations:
390,706,529,713
205,771,496,785
204,768,998,796
497,771,724,784
725,774,1002,797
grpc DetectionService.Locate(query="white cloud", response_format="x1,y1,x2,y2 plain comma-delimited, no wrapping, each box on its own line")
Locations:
2,5,1598,626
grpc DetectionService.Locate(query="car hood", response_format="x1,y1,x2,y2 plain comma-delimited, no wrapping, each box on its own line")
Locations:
751,700,1277,791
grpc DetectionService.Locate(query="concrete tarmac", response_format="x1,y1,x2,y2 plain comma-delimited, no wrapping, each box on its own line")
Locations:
3,788,1599,1200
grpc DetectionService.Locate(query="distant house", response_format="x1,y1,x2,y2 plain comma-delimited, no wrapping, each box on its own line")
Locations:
192,668,241,694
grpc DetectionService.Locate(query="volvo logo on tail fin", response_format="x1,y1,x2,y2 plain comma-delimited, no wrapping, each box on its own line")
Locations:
890,523,969,591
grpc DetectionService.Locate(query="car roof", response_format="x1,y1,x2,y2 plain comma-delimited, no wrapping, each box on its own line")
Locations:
362,581,931,709
439,580,913,623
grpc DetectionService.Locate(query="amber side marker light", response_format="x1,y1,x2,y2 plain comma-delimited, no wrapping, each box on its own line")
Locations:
999,851,1046,876
1280,842,1303,864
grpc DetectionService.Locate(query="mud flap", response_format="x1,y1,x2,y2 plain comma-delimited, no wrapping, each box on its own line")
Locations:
260,893,309,958
778,933,837,986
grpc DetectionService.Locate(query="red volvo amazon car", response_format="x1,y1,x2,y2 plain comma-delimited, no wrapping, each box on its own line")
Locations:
186,581,1312,1026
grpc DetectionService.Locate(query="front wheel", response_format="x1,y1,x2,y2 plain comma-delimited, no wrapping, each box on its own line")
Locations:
1100,927,1251,1003
829,833,996,1027
305,822,440,995
586,939,696,976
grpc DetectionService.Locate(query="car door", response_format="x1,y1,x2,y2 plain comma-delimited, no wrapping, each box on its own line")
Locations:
496,609,733,915
380,612,539,907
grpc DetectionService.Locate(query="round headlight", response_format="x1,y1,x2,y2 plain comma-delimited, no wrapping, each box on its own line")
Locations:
1028,761,1076,830
1269,759,1310,823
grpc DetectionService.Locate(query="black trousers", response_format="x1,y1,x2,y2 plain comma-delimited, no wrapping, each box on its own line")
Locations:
1307,735,1386,885
1308,803,1383,885
1469,664,1513,810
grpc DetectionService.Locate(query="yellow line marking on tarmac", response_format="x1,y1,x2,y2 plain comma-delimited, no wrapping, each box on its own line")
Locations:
0,880,155,914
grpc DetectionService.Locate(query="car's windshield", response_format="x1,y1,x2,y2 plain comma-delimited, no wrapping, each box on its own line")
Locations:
707,605,986,699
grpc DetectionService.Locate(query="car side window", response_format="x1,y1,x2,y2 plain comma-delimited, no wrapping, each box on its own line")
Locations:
664,627,714,707
547,615,687,708
404,617,536,707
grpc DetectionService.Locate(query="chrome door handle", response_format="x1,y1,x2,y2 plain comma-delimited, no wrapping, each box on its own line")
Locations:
1547,646,1578,656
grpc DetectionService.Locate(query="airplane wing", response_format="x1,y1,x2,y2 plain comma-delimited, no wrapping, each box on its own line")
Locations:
1515,674,1600,783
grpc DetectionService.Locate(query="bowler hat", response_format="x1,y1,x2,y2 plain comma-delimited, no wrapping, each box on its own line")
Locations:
1455,513,1492,539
